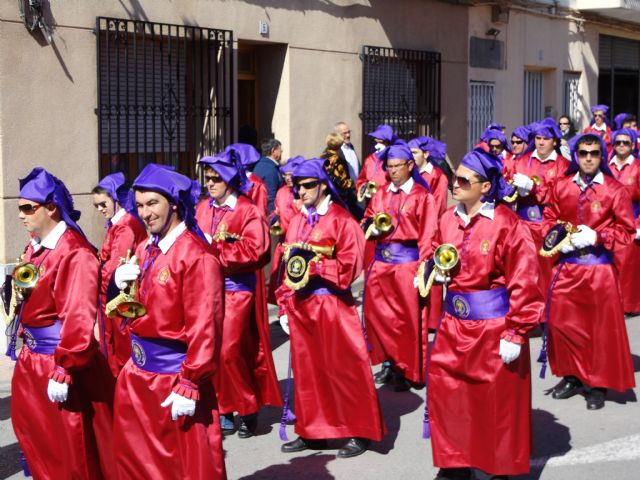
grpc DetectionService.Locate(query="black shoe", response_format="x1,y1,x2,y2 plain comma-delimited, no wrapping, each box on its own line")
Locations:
586,387,606,410
489,476,509,480
394,378,425,392
434,468,472,480
337,437,369,458
238,413,258,438
551,376,583,399
374,365,393,385
281,436,327,453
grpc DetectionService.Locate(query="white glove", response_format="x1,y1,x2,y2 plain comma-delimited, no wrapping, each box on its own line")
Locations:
512,173,534,196
114,255,140,289
413,277,420,288
559,242,575,254
434,273,451,284
374,143,385,152
160,392,196,421
369,226,381,237
204,233,213,244
636,228,640,241
499,339,522,364
279,315,290,335
570,225,597,249
47,379,69,403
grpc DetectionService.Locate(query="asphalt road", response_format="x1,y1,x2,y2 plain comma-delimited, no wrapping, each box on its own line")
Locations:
1,281,639,480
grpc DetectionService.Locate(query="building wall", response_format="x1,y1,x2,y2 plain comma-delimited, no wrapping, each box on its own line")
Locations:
0,0,468,262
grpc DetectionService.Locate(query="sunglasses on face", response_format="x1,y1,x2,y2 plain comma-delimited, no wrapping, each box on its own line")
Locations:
18,204,42,215
577,149,602,158
559,122,570,126
489,143,504,150
297,180,320,190
386,161,410,171
93,201,108,209
511,140,524,145
204,175,224,184
453,174,482,189
593,113,604,118
615,140,632,146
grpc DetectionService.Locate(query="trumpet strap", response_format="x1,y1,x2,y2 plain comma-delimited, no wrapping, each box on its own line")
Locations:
22,320,61,355
444,288,509,320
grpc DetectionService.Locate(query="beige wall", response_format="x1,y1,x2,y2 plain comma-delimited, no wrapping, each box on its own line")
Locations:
0,0,468,262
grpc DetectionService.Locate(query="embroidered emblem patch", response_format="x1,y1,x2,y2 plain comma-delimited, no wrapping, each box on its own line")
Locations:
591,200,601,213
131,339,146,367
528,208,539,220
480,239,490,255
547,169,555,178
452,295,470,318
287,255,305,277
544,230,559,249
38,265,45,276
158,267,170,285
312,230,322,241
627,176,635,185
23,329,36,350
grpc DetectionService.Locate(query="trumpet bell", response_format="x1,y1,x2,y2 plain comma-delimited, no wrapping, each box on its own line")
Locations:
270,223,285,236
116,300,147,319
366,181,377,197
13,262,39,290
434,244,459,271
373,212,393,233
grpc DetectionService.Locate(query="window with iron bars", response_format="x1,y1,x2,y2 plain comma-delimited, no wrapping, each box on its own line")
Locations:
95,17,233,182
361,45,441,153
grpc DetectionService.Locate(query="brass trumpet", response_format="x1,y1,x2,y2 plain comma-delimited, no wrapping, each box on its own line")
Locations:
105,250,146,319
373,212,393,234
504,175,541,203
2,261,40,326
433,244,459,275
284,242,335,259
270,222,285,237
357,181,378,202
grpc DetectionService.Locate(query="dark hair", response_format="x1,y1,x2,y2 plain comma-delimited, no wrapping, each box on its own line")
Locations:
623,114,637,124
575,134,601,149
91,186,112,197
261,138,282,157
473,173,489,183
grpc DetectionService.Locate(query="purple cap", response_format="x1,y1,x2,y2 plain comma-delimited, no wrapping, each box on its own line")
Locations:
367,124,396,143
591,105,609,115
19,167,86,238
97,172,136,213
487,122,505,131
198,152,253,195
292,158,348,210
376,139,431,192
461,149,514,202
611,128,639,158
408,136,447,161
481,128,508,146
614,113,631,130
280,156,304,175
566,133,613,177
531,117,563,140
224,143,261,167
512,125,531,142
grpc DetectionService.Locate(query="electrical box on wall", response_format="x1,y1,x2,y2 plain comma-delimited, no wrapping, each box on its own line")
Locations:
259,20,269,36
491,6,509,25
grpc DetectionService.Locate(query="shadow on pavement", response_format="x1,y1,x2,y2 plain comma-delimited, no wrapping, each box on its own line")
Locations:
524,408,572,480
371,385,423,455
237,452,335,480
270,321,290,352
606,388,637,405
632,354,640,373
0,397,10,422
0,442,21,479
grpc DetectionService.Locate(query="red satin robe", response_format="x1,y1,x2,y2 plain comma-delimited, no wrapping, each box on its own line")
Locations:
363,182,438,383
276,202,386,440
428,204,543,476
503,151,570,296
113,228,226,479
248,172,269,217
543,174,636,391
583,124,612,154
195,196,282,415
355,152,390,197
610,156,640,312
12,227,115,480
98,212,147,376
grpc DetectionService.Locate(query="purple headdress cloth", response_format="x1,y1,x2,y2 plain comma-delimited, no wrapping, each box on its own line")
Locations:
377,139,431,192
292,158,348,212
614,113,631,130
487,122,505,132
481,128,511,154
461,149,514,202
408,136,448,173
132,163,206,239
512,125,535,154
280,156,304,175
611,128,639,159
19,167,85,238
589,104,611,128
224,143,261,167
565,133,613,177
198,152,253,195
367,124,397,143
97,172,136,214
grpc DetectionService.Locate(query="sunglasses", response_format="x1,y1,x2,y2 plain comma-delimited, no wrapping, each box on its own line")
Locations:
511,140,524,145
18,204,42,215
593,113,604,118
577,149,602,158
204,175,224,184
453,174,482,189
615,140,632,146
297,180,320,190
559,122,570,125
489,143,504,149
93,201,108,209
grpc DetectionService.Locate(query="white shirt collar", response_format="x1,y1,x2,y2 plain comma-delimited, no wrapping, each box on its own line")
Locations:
609,155,635,171
212,193,238,210
387,177,414,194
420,162,434,175
111,208,127,225
532,149,558,163
32,221,67,252
591,122,607,132
149,221,187,254
454,202,495,226
572,171,604,191
301,194,332,216
267,156,279,167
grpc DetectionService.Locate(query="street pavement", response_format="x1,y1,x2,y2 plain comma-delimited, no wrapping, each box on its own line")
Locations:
1,278,640,479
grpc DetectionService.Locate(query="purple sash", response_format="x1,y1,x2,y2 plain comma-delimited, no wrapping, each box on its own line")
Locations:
562,246,611,265
130,334,186,374
632,201,640,219
444,288,509,320
22,321,61,355
224,272,256,292
375,242,419,264
516,204,543,223
299,279,350,296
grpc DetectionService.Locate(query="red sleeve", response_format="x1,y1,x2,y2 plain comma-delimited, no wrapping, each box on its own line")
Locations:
417,192,438,260
596,186,635,250
213,210,270,273
173,254,224,399
497,219,544,343
432,172,449,217
52,249,100,376
100,224,138,293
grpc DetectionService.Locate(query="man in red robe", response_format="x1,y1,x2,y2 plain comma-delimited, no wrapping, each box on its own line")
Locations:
363,140,438,389
608,128,640,313
276,158,386,458
93,172,147,376
224,143,269,216
503,118,570,295
355,124,395,203
111,163,227,478
426,149,544,480
583,105,612,153
11,168,114,479
542,133,636,410
195,152,282,437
